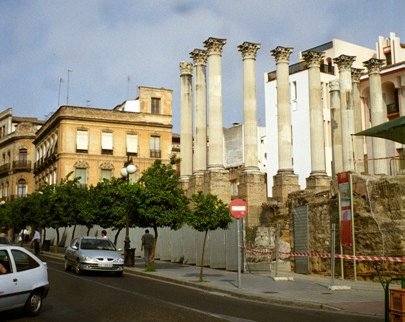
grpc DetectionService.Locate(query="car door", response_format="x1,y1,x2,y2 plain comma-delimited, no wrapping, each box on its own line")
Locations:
0,249,26,311
66,238,79,265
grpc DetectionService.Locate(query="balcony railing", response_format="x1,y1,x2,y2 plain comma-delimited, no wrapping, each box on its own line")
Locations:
0,163,10,177
150,149,161,158
12,160,32,171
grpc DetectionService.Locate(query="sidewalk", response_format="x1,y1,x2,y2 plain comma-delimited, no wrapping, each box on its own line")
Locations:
41,250,390,319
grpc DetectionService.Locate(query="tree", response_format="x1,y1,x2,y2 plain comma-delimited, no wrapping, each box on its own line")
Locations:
135,157,190,266
188,192,232,282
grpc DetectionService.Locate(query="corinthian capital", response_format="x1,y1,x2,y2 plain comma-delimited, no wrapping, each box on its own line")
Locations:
302,50,324,68
237,41,261,60
270,46,293,64
333,54,356,71
179,61,192,76
363,58,385,75
351,68,364,82
203,37,226,56
189,49,208,66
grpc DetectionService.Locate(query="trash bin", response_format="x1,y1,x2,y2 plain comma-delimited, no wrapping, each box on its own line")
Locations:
124,248,135,267
42,240,51,251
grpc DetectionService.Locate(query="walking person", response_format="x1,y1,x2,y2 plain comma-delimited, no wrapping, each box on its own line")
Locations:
141,230,154,266
31,228,41,256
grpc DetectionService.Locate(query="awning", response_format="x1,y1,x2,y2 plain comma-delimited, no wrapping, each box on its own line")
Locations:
353,116,405,144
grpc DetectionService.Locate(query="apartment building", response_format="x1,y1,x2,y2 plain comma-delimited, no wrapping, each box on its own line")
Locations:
0,108,44,200
33,86,173,188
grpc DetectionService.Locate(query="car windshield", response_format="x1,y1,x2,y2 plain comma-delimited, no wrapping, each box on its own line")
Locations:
80,239,116,251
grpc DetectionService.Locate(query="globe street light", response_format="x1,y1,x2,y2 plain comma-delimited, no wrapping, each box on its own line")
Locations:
120,158,136,266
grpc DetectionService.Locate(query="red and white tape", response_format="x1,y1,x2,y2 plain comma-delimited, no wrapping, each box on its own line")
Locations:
241,246,405,263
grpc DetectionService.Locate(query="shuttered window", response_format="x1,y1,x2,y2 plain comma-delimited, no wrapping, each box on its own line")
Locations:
76,130,88,151
126,134,138,154
102,132,113,150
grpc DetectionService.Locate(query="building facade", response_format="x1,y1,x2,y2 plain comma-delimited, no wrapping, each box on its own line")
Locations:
0,108,44,201
33,86,173,188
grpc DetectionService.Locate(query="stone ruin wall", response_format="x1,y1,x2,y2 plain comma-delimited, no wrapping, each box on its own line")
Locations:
255,174,404,280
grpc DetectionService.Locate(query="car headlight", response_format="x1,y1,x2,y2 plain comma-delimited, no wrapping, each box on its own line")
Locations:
81,256,94,262
116,258,124,264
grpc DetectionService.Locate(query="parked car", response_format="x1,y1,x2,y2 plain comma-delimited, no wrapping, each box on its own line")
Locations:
0,245,49,316
0,236,9,244
65,237,124,276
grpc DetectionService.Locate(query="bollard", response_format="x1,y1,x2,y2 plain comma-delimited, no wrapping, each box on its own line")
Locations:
330,224,336,287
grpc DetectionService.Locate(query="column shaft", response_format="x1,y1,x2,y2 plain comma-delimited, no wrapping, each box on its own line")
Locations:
330,81,343,175
204,37,226,171
238,42,260,172
179,62,193,179
351,68,365,174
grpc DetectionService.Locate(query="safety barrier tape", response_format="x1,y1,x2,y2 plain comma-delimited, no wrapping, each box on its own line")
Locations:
241,246,405,262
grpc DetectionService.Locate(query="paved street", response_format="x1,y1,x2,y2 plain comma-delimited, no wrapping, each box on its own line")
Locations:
2,258,383,322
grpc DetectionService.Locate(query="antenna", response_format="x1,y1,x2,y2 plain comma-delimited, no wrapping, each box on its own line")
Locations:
127,76,130,99
67,69,73,105
57,77,63,107
86,100,91,107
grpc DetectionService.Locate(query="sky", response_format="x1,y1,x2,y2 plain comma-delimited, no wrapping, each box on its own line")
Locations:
0,0,403,133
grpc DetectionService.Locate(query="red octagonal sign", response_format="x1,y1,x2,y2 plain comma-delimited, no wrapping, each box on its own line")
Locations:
229,199,248,219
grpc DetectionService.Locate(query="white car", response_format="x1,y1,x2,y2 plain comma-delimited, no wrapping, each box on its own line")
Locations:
0,245,49,316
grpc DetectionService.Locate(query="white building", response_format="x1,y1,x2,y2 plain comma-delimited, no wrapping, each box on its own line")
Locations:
264,38,375,196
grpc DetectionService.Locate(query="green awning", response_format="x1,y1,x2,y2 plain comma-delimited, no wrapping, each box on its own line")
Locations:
354,116,405,144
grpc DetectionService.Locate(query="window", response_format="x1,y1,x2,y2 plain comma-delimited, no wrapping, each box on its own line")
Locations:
76,130,88,153
101,132,113,155
126,134,138,156
0,250,12,273
101,169,112,181
151,98,160,114
398,149,405,171
75,168,87,186
231,181,238,197
11,250,39,272
17,179,27,198
150,136,161,158
19,148,27,162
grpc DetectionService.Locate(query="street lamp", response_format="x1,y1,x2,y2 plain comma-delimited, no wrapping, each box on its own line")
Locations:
120,158,136,266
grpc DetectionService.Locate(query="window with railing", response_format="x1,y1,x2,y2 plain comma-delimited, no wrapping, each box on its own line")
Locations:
150,135,161,158
151,98,160,114
126,134,138,157
101,132,113,155
76,130,89,153
17,179,27,198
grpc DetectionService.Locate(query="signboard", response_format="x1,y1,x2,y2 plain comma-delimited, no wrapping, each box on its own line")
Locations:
229,199,247,219
337,172,352,249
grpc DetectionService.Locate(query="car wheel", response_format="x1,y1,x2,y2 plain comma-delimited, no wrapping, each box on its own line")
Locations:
75,259,81,275
25,290,42,316
64,259,71,271
115,271,123,277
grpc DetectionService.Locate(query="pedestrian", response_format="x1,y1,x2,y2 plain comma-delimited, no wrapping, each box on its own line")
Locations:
31,228,40,256
141,229,154,266
101,230,107,239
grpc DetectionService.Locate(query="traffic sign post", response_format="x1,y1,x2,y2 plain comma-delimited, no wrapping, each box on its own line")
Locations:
229,199,248,289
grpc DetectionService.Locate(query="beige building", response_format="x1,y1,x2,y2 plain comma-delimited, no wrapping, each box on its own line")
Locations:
33,86,173,188
0,108,44,201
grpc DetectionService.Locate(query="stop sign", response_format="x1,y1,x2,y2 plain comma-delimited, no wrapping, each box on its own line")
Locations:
229,199,248,219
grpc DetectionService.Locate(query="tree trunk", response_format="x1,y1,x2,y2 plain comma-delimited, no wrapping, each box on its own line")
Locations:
151,226,158,266
114,228,122,247
87,226,91,236
55,228,60,253
200,230,208,282
71,225,76,242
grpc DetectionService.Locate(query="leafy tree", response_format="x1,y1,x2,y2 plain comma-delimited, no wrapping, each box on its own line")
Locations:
135,157,190,266
188,192,232,282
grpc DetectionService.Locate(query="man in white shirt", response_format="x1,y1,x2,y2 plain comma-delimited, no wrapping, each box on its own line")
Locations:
31,228,41,255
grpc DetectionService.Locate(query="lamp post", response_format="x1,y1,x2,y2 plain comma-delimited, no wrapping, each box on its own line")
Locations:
120,157,136,266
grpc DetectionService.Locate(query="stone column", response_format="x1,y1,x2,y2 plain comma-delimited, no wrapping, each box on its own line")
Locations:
204,37,226,172
270,46,300,202
363,58,388,175
302,51,330,191
351,68,365,174
237,41,266,227
329,80,343,176
179,61,193,185
189,49,208,178
238,41,261,172
333,55,356,172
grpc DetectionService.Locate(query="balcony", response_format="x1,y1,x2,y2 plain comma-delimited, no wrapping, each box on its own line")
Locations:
0,163,10,178
150,149,161,158
34,153,57,175
12,160,32,172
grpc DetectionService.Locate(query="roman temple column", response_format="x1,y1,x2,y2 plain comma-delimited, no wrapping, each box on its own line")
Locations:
179,62,193,184
237,41,261,172
333,55,356,172
203,37,227,172
329,80,343,176
189,49,208,176
363,58,388,175
237,41,266,227
351,68,365,174
302,51,330,191
270,46,300,203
